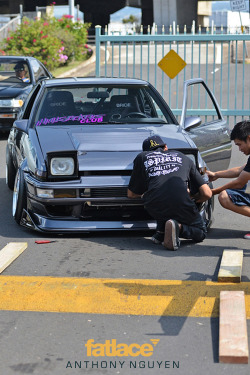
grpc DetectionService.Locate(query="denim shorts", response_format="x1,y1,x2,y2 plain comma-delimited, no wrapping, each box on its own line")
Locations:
226,185,250,207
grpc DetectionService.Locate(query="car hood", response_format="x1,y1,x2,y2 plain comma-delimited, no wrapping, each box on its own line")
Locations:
0,83,31,98
36,124,193,171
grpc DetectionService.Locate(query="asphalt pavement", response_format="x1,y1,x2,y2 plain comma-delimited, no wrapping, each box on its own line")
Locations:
0,118,250,375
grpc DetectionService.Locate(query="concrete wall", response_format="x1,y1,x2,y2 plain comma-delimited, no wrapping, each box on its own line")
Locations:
176,0,198,29
153,0,177,28
153,0,198,30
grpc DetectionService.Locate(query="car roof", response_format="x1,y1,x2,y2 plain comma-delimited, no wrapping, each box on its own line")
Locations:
42,77,150,87
0,56,37,63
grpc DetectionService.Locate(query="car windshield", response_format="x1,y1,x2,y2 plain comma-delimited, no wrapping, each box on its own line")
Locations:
0,61,31,84
34,84,174,127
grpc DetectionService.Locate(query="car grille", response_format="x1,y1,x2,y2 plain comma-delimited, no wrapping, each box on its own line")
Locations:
80,187,128,198
80,170,131,176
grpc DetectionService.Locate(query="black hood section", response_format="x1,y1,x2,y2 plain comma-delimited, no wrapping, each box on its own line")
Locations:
0,84,31,98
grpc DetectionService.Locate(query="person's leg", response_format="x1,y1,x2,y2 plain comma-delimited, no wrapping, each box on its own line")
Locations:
179,215,206,243
163,214,206,250
151,220,165,244
218,190,250,217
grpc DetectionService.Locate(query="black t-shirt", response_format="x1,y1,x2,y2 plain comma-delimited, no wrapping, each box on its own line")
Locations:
243,156,250,173
128,148,206,224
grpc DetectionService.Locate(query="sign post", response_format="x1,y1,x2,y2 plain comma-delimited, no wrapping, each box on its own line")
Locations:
230,0,248,57
230,0,246,32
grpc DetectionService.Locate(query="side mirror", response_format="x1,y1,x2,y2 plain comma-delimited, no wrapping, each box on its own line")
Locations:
13,119,29,133
184,116,202,131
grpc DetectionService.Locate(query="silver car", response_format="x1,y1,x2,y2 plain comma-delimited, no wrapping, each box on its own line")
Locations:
6,77,231,232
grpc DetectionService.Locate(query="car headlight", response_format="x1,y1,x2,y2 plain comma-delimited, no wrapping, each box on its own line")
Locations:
47,151,78,180
0,99,24,108
51,157,75,176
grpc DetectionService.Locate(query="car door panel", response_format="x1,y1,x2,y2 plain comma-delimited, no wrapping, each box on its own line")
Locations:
180,78,232,171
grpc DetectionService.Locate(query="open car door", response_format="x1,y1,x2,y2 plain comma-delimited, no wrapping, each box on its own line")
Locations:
180,78,232,171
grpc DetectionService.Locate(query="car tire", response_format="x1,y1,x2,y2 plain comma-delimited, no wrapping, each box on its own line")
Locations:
6,147,16,190
12,168,27,224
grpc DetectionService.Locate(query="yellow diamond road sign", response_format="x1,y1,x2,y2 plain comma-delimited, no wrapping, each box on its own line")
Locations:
158,49,186,79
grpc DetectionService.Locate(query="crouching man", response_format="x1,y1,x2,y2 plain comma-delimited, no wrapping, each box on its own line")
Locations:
207,120,250,239
127,135,212,250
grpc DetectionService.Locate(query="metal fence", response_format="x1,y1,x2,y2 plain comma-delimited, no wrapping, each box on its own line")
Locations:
0,16,20,42
95,25,250,126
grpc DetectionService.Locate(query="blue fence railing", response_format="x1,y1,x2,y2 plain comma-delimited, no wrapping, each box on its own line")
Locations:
95,25,250,126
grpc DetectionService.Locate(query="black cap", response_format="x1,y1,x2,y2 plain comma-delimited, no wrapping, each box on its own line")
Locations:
142,135,165,151
14,63,25,71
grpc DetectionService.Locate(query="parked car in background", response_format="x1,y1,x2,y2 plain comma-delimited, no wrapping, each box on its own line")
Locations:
0,56,52,132
6,77,232,233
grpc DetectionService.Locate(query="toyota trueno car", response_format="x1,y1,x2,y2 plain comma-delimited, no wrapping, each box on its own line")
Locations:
6,77,232,233
0,56,52,131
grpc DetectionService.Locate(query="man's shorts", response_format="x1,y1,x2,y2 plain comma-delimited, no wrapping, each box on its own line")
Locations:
226,186,250,207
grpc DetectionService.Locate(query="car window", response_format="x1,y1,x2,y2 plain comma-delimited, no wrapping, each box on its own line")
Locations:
30,60,49,81
0,61,30,84
186,83,220,125
34,85,173,127
22,85,42,119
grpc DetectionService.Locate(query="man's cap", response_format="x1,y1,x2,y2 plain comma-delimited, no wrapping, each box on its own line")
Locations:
14,63,25,71
142,135,165,151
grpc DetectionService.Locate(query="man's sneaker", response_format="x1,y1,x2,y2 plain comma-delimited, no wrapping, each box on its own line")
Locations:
163,219,180,250
244,233,250,239
151,231,164,244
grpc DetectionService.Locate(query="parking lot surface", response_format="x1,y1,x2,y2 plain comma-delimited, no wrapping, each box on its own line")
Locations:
0,132,249,375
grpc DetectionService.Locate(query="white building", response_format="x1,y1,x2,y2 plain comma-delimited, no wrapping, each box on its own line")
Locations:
211,10,250,31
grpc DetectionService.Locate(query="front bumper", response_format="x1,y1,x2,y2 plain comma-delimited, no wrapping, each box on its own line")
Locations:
23,174,156,232
0,111,18,130
22,211,157,233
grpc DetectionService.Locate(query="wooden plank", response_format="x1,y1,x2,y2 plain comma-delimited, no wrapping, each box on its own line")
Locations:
218,250,243,283
0,242,28,274
219,291,249,364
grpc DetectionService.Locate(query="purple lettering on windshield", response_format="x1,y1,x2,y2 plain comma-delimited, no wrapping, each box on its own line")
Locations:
35,114,105,126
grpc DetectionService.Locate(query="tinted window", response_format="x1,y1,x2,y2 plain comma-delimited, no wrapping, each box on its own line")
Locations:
34,84,174,127
0,61,30,84
21,85,41,119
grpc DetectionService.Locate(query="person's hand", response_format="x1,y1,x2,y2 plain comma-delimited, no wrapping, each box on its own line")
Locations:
206,170,217,182
211,188,220,196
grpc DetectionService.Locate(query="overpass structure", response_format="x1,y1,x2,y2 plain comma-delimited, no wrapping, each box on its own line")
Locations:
0,0,198,31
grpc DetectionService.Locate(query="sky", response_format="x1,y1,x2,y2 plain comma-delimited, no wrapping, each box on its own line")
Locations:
110,6,141,22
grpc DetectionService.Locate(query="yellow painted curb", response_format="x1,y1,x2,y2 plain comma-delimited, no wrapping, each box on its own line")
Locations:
0,276,250,317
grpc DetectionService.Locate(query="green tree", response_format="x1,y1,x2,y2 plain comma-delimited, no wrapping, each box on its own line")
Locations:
2,16,91,71
122,15,139,24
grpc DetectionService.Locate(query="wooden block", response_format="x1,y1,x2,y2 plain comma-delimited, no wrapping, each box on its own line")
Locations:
218,250,243,283
0,242,28,274
219,291,249,364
